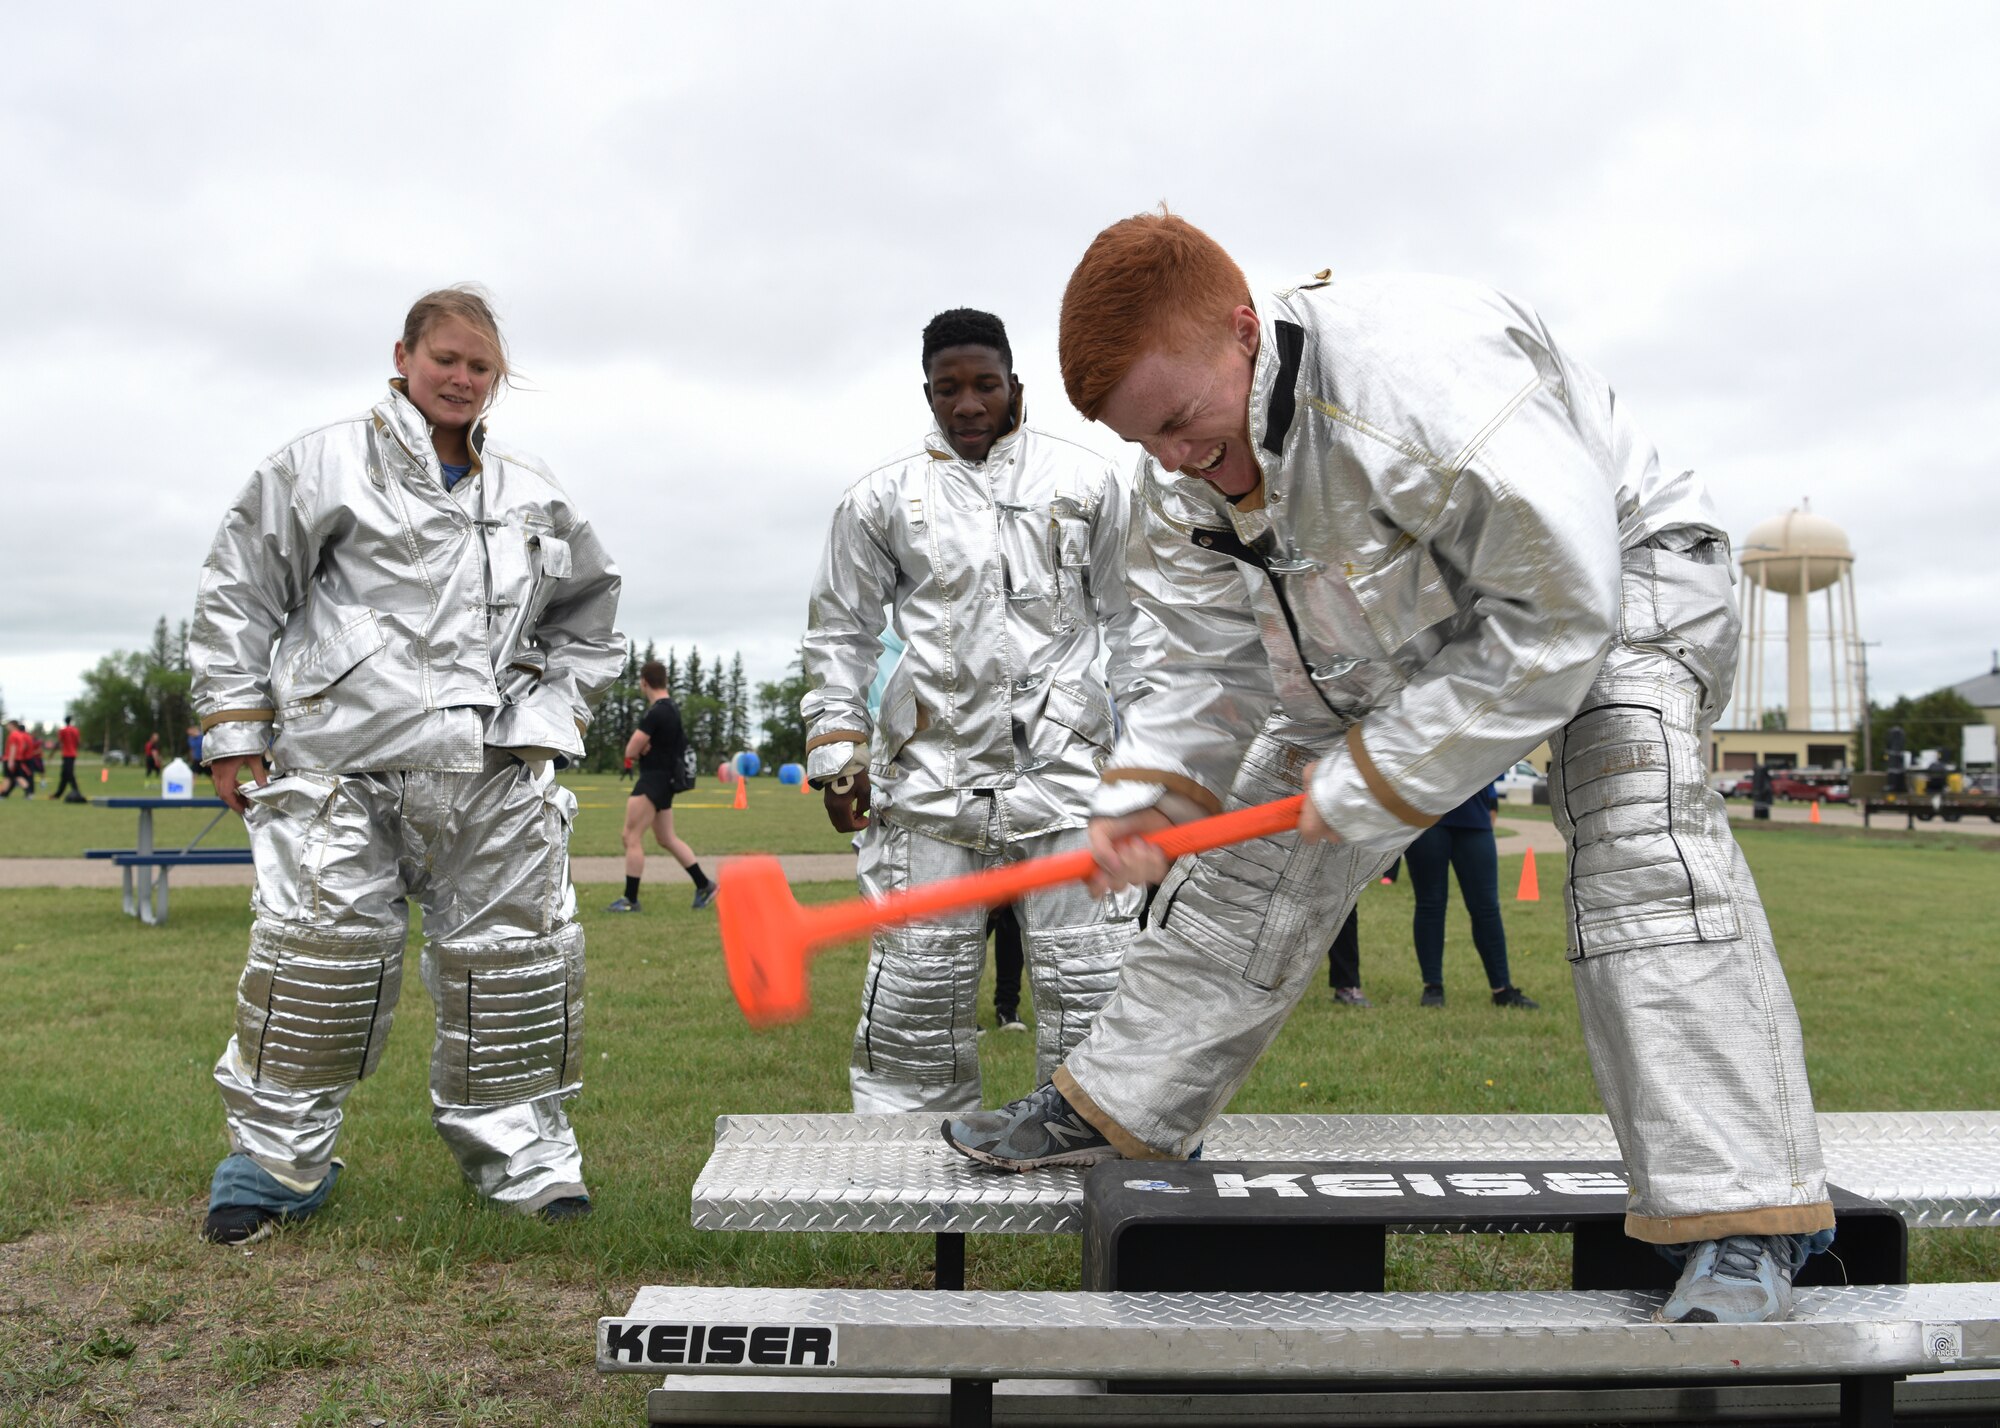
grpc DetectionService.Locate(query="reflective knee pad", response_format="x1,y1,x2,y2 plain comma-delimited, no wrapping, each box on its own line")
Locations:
235,917,405,1091
1553,672,1739,957
851,923,985,1086
428,922,585,1109
1025,919,1132,1083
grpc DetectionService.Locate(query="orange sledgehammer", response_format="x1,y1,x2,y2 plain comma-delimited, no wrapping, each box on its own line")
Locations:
719,794,1306,1026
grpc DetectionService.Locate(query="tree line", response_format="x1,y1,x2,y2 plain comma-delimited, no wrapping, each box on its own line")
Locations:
44,618,1996,773
60,620,819,774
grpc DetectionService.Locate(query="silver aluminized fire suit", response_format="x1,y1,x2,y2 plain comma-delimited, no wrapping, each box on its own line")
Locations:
189,381,622,1214
803,421,1140,1112
1058,273,1833,1245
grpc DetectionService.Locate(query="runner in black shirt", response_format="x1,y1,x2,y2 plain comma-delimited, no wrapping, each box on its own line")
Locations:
608,660,716,912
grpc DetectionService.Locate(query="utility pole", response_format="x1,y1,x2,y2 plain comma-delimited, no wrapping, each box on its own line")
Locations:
1856,640,1882,771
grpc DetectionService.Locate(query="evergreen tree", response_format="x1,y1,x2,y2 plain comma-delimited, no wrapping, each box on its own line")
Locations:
726,654,750,755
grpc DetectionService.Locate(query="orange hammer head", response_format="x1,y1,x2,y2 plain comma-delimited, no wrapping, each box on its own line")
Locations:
717,856,813,1027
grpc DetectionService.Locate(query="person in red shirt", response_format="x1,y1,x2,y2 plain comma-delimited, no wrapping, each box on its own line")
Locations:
51,716,84,802
143,731,162,779
1,721,33,798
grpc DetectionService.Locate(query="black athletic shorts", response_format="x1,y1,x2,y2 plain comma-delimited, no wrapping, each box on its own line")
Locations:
632,770,677,810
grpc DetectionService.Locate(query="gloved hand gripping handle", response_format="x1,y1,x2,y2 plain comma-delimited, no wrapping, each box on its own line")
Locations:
718,795,1305,1025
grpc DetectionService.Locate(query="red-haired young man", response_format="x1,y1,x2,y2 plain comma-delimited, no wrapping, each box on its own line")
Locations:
943,213,1833,1325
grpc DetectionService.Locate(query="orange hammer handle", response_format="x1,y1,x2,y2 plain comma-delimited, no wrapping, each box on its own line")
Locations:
795,794,1306,950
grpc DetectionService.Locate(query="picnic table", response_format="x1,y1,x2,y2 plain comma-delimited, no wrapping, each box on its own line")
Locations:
87,796,249,926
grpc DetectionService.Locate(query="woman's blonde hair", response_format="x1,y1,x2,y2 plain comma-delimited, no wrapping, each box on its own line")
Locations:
401,284,514,398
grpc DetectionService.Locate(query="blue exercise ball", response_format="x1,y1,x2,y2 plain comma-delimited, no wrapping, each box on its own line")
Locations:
777,762,805,786
734,750,762,778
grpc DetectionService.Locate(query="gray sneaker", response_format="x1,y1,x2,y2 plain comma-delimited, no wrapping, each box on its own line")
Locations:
605,896,641,913
1660,1234,1812,1323
941,1081,1120,1172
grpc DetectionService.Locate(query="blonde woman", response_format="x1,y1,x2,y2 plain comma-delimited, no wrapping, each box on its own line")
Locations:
190,287,622,1242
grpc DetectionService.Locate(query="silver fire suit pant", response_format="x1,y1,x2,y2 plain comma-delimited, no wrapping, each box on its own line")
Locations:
850,813,1136,1113
1060,540,1833,1244
212,753,588,1215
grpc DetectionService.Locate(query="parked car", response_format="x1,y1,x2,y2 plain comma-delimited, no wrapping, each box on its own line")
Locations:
1770,773,1850,803
1493,759,1546,802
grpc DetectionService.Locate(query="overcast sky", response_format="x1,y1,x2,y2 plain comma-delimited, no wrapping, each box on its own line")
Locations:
4,2,1996,729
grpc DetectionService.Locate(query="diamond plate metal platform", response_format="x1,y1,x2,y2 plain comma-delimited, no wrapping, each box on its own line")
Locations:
601,1281,2000,1379
690,1111,2000,1235
642,1369,2000,1427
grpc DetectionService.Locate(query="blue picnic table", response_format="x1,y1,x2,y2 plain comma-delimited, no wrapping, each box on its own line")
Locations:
88,796,250,926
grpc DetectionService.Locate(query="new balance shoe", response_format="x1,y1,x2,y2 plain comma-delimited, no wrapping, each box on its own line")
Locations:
941,1081,1119,1171
200,1203,280,1246
1660,1233,1814,1323
1491,986,1540,1009
605,896,641,913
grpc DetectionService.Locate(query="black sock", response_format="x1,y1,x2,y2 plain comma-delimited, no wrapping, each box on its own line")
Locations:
624,875,641,901
685,862,710,889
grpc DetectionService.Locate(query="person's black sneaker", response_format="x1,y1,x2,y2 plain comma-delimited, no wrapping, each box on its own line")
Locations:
605,896,641,913
201,1204,280,1245
1420,984,1445,1008
537,1196,592,1223
1492,986,1540,1009
691,883,718,911
941,1081,1119,1171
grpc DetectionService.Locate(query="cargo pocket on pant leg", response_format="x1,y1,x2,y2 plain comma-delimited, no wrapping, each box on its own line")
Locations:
1554,678,1739,959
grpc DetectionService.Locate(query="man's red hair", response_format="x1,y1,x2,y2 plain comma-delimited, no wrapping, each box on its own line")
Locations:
1059,211,1251,420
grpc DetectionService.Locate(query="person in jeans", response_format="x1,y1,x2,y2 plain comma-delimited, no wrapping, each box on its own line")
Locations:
1405,784,1537,1008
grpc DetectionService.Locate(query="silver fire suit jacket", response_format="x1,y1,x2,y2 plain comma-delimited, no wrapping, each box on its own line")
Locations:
1095,272,1723,843
802,421,1138,849
190,382,624,774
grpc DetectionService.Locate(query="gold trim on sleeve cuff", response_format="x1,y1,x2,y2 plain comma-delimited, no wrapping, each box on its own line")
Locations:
805,729,869,753
200,709,276,732
1624,1200,1836,1244
1099,767,1224,818
1344,724,1438,829
1052,1066,1176,1161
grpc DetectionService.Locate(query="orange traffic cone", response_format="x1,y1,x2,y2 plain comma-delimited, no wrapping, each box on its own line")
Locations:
800,773,809,795
733,774,748,810
1516,847,1540,902
100,766,110,784
1810,799,1821,824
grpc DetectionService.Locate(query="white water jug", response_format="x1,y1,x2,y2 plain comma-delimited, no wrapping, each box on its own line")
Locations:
161,757,194,800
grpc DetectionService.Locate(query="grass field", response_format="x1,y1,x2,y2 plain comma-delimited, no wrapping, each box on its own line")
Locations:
0,760,853,860
1,819,1995,1423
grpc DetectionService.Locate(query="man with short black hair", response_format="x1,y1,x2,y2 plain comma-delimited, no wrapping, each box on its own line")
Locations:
51,715,84,802
608,660,714,912
802,308,1140,1112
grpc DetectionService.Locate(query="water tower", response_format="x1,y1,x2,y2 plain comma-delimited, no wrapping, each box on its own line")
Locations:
1735,503,1861,732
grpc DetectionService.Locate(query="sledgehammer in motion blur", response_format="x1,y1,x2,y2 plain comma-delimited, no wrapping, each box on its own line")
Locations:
718,794,1306,1027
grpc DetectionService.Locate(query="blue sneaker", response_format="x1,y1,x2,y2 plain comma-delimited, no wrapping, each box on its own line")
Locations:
691,883,717,911
941,1081,1120,1172
1659,1233,1816,1323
